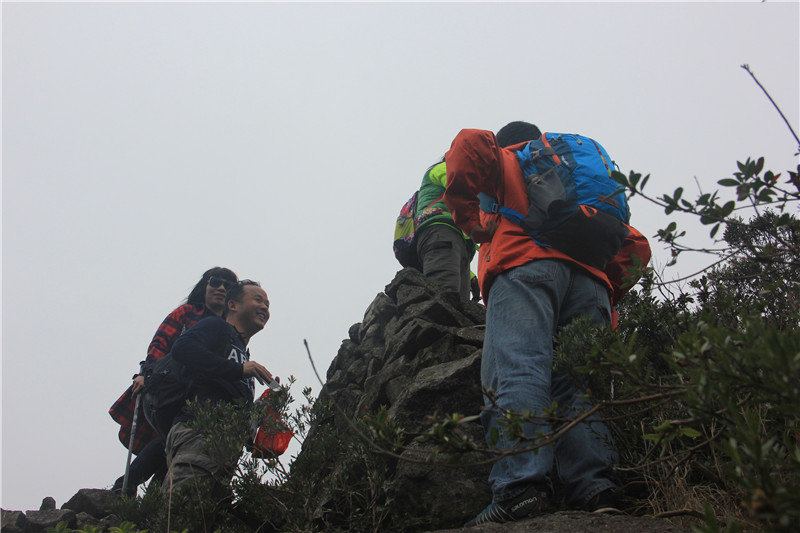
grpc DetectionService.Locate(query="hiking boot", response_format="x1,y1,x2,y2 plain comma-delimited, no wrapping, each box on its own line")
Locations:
111,476,136,498
585,487,624,514
465,485,547,527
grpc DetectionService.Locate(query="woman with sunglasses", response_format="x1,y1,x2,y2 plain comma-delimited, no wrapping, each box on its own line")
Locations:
109,266,238,496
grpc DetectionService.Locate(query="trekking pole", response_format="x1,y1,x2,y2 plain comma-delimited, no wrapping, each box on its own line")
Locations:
122,362,144,495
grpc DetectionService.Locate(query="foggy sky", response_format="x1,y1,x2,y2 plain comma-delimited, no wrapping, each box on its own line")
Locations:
2,1,798,511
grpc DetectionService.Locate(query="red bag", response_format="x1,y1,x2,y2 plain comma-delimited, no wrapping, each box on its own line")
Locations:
252,389,293,458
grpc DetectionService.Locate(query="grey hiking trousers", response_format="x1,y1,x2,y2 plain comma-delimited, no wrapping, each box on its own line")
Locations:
416,223,472,301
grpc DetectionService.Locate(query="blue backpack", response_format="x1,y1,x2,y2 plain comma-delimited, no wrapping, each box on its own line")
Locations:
479,132,630,270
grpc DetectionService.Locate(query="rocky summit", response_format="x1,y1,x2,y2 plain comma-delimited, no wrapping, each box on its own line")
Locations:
295,267,492,531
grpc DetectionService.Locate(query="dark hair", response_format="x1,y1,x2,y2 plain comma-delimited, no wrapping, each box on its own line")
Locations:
424,154,447,174
224,279,262,315
186,267,238,306
496,121,542,148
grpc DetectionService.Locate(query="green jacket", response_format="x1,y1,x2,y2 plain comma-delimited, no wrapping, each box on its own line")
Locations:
415,161,477,259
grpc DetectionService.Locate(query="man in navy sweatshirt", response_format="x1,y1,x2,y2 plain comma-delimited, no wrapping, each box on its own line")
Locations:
163,279,275,498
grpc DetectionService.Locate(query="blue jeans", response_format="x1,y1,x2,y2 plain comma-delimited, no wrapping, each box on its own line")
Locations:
481,259,619,507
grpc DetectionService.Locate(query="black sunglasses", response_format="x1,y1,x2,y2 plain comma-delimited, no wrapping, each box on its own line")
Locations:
208,276,235,290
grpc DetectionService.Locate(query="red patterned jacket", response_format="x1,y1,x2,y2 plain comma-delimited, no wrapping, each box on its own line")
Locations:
108,303,212,453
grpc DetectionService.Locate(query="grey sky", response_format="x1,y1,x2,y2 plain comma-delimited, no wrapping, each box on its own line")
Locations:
2,1,798,512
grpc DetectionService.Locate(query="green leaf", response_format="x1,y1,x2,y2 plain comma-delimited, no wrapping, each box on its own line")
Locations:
459,414,481,424
757,190,776,202
765,170,778,184
611,170,629,186
720,201,736,217
681,427,702,438
488,427,500,447
653,421,672,433
718,178,740,187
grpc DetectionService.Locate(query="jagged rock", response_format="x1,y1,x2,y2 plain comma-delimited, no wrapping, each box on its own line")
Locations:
296,268,491,530
74,511,122,531
23,509,76,531
75,511,99,527
1,509,27,533
1,496,123,533
39,497,56,511
394,431,492,531
62,488,116,518
387,349,482,434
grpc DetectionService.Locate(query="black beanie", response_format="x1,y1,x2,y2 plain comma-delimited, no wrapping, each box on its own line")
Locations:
496,121,542,148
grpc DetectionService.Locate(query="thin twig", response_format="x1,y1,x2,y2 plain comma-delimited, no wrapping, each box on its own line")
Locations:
459,390,687,467
655,254,735,285
653,508,706,520
741,64,800,148
303,339,433,464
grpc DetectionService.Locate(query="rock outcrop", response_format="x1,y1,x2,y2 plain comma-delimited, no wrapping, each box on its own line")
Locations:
1,489,119,532
295,267,491,531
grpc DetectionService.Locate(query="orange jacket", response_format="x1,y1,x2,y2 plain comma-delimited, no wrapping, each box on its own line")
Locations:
444,128,651,306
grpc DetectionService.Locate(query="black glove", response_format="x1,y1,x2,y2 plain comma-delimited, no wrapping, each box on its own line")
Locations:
470,276,481,302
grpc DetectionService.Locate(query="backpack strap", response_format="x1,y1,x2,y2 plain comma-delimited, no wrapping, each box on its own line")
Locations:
478,192,552,249
478,192,500,214
588,138,612,177
478,192,525,226
539,132,561,166
227,323,248,358
420,192,445,212
516,135,557,175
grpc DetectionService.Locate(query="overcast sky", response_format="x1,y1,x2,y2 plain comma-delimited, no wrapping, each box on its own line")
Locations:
2,1,798,512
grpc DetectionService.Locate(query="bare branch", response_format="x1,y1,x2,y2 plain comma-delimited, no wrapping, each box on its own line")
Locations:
741,64,800,149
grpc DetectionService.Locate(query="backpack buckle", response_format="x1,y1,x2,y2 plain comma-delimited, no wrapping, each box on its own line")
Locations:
478,192,500,214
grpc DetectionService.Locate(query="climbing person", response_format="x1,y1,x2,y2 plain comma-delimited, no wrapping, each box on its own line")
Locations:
108,266,238,496
444,121,651,526
163,280,276,503
415,158,478,301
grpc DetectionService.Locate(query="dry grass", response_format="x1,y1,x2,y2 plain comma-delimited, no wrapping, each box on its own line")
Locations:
616,420,759,532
